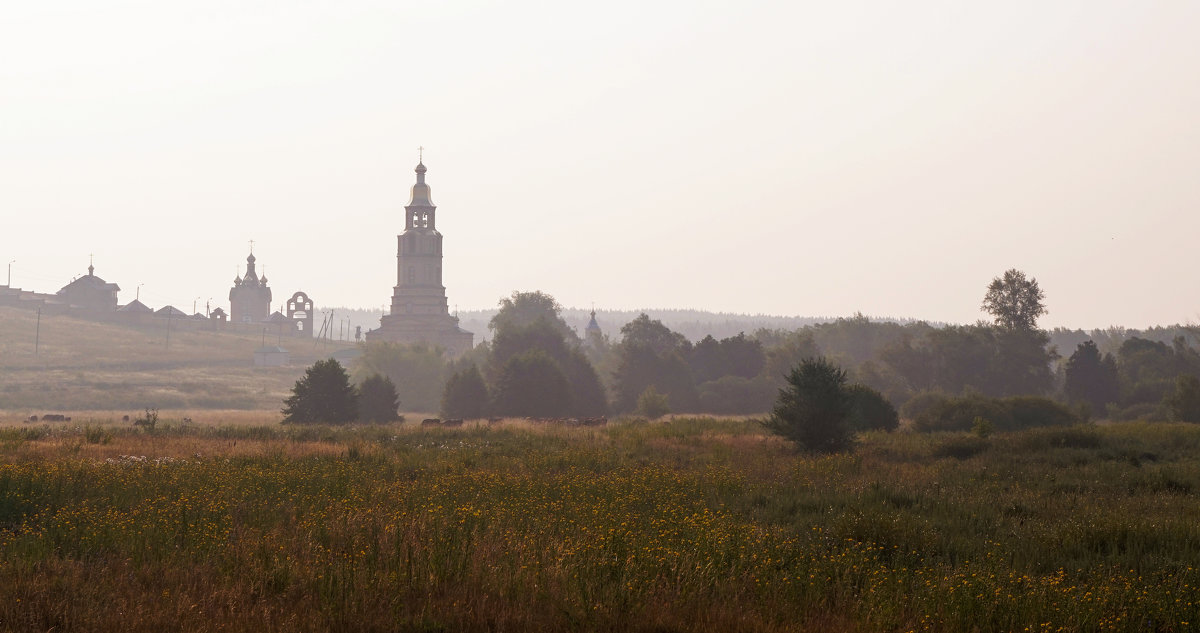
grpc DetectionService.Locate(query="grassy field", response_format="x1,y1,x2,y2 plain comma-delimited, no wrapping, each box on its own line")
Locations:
1,416,1198,632
0,307,356,411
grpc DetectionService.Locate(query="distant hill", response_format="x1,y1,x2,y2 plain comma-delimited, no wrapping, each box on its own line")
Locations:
0,307,355,411
327,306,923,343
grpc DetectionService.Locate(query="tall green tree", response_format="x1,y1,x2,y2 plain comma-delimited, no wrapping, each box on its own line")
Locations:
441,364,490,419
357,374,400,423
1064,341,1119,413
1117,336,1200,406
1165,374,1200,423
619,313,691,356
982,269,1047,331
762,357,853,453
689,332,765,383
488,315,608,417
612,314,697,413
283,359,358,424
489,290,578,343
493,350,573,418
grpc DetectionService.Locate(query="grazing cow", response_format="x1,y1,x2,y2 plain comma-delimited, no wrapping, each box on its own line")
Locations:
122,415,130,422
443,419,464,427
41,414,66,422
28,415,38,422
421,418,441,426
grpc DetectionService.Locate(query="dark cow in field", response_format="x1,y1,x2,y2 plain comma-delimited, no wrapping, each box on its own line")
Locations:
421,418,441,426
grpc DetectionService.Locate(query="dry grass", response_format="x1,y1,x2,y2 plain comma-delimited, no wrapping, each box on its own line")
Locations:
0,307,357,411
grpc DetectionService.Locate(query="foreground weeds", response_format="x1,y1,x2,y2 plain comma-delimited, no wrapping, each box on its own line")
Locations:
1,419,1199,631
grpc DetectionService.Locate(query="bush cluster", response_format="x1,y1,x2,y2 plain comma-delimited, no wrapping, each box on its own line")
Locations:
909,392,1081,433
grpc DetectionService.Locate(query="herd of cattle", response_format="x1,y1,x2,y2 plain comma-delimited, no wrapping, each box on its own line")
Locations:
421,416,608,427
28,414,72,422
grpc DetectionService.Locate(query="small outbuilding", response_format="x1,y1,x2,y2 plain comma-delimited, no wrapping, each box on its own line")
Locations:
254,346,290,367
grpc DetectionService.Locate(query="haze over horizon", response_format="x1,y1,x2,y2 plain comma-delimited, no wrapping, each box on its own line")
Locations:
3,2,1197,330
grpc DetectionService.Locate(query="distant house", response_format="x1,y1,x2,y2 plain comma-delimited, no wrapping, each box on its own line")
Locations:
254,346,290,367
57,264,119,313
155,306,189,318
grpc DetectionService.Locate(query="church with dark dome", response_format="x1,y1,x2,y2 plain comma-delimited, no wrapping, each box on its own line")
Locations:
229,251,272,324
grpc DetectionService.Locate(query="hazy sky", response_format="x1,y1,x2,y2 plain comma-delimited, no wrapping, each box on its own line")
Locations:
2,2,1197,329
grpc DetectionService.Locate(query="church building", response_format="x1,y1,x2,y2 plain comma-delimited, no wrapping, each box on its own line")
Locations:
56,261,120,313
366,159,473,356
229,251,272,324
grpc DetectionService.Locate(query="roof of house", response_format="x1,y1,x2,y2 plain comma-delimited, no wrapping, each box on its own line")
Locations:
117,299,153,313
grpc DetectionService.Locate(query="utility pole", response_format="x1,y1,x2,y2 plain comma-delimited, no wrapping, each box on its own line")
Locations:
193,297,199,315
165,308,172,350
34,308,41,355
6,259,14,287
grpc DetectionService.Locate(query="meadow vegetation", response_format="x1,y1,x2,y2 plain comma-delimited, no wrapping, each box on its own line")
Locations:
1,416,1198,632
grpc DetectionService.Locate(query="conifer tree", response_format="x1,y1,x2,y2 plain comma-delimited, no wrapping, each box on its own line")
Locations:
282,359,358,424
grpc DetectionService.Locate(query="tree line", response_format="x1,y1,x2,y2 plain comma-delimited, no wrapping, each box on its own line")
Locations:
285,270,1200,426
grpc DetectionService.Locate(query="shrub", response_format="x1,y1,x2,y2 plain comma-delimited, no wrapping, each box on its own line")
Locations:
899,391,950,424
845,383,899,433
932,435,989,460
636,386,671,420
84,426,113,444
1003,396,1079,431
1017,425,1104,451
762,357,853,453
912,394,1081,433
1107,401,1165,422
971,416,992,438
912,393,1008,433
133,407,159,430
